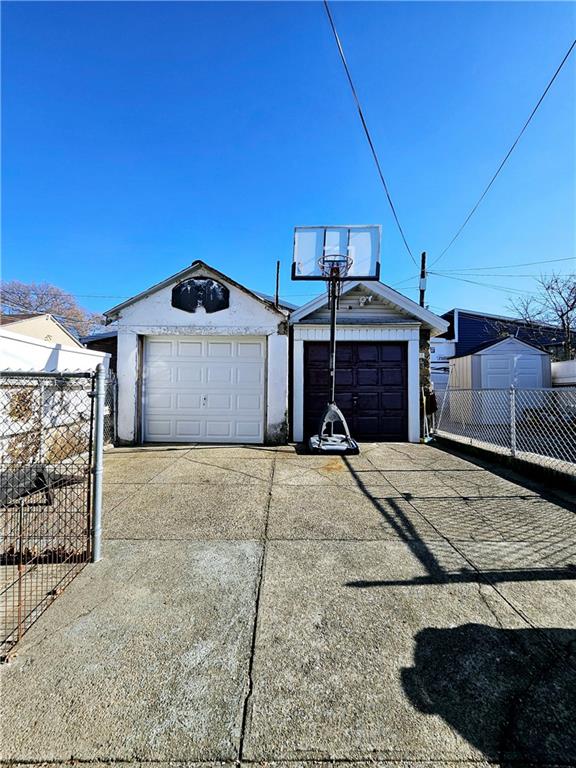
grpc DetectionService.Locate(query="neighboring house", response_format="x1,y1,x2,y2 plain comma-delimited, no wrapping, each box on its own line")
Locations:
104,261,291,445
290,282,448,443
0,327,109,373
430,307,566,390
0,312,84,348
447,336,551,390
81,329,118,371
104,261,448,446
551,360,576,387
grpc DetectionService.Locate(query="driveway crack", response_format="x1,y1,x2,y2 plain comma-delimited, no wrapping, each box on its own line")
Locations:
237,451,276,761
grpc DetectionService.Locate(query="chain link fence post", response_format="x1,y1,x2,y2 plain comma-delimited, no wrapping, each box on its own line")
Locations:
91,364,106,562
510,386,517,457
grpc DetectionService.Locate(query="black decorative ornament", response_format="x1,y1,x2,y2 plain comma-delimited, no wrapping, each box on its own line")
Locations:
171,278,230,314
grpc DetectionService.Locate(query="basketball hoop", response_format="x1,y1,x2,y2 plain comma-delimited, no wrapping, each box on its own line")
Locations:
291,225,381,455
318,253,353,280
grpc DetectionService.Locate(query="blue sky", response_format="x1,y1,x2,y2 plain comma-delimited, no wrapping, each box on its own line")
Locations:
2,1,575,317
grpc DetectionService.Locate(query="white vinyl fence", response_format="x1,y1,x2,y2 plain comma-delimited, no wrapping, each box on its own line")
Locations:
434,387,576,476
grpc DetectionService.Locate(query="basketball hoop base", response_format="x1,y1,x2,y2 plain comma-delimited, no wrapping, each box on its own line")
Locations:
307,403,360,455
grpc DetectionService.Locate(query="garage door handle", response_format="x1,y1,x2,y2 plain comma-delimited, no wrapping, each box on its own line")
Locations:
352,396,358,408
201,395,207,407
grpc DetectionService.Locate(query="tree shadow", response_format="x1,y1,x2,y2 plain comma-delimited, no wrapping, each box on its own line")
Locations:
402,623,576,764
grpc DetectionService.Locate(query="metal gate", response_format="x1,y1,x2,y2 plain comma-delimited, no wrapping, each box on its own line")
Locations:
0,369,105,660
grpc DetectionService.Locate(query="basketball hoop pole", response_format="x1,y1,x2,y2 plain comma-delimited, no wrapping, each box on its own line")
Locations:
328,267,338,406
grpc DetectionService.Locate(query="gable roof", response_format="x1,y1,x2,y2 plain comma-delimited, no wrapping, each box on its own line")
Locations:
104,260,289,322
0,313,84,348
289,280,449,335
450,335,549,359
0,312,42,325
443,307,564,332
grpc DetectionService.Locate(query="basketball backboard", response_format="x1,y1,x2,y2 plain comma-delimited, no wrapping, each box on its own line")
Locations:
292,225,381,281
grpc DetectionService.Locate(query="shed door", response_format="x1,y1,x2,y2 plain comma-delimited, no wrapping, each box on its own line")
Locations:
482,355,542,389
303,342,408,441
144,336,265,443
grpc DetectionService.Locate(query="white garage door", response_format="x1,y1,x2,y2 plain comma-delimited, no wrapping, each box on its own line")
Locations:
144,336,265,443
482,354,542,389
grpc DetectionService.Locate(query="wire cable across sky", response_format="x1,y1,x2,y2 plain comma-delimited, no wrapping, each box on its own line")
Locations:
323,0,417,267
430,37,576,268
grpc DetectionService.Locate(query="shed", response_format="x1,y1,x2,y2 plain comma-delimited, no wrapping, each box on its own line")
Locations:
446,336,552,428
448,336,552,390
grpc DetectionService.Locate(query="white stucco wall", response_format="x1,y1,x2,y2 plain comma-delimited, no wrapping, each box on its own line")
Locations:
110,272,289,444
0,328,109,373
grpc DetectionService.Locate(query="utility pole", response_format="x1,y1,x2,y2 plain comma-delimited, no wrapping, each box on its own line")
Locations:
274,260,280,308
419,251,427,308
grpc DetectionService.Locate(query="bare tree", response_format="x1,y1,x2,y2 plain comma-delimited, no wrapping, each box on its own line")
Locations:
508,273,576,360
1,280,104,337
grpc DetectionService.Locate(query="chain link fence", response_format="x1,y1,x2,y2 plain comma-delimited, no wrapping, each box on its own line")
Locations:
104,371,117,446
0,371,104,660
434,387,576,475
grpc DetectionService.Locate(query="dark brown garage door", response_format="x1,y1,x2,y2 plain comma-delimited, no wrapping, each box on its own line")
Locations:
303,342,408,441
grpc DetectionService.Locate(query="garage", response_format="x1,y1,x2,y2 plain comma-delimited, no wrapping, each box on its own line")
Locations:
303,342,407,441
144,336,265,442
290,282,449,443
104,260,289,445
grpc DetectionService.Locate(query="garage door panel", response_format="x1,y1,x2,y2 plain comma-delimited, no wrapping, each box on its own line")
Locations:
238,342,264,358
147,340,173,358
208,342,233,357
357,345,379,362
176,392,201,409
178,341,203,357
206,421,232,438
381,369,403,386
237,393,262,410
304,341,407,441
144,336,265,443
357,368,379,386
147,420,172,437
358,393,379,410
236,422,261,438
381,392,404,410
207,366,233,384
177,366,203,383
147,392,173,409
175,421,202,438
237,365,263,385
356,415,381,435
335,369,354,386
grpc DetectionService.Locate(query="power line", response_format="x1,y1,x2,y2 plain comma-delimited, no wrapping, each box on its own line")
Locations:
431,37,576,267
1,299,102,327
323,0,417,267
433,256,575,273
433,273,567,278
429,271,541,296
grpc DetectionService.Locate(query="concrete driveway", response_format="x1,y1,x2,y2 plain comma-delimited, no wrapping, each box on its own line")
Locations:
2,442,575,766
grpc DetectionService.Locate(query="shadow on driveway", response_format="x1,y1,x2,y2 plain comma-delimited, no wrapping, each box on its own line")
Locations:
402,623,576,764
